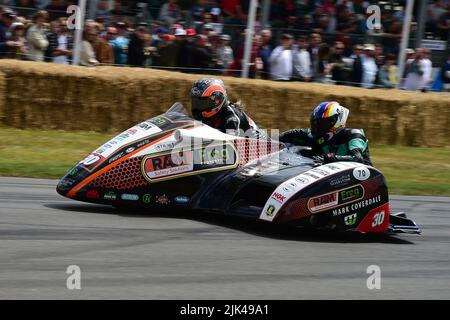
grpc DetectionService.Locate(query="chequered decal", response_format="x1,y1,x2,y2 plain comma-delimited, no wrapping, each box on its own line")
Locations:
89,156,149,190
235,139,282,166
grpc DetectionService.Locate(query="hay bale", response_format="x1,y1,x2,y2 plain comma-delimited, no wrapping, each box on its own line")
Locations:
0,59,449,146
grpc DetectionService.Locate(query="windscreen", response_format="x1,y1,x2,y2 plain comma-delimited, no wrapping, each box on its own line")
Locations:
165,102,189,117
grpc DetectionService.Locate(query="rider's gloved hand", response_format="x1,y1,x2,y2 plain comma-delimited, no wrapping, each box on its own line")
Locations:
323,153,336,163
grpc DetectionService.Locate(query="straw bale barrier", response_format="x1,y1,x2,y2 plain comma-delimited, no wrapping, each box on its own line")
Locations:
0,59,449,146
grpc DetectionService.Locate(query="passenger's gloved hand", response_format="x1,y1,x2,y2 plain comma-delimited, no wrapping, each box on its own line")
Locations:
312,155,324,165
323,153,336,163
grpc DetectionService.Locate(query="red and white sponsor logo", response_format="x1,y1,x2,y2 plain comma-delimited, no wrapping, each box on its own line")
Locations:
143,151,194,182
86,189,100,199
271,192,286,203
79,153,106,172
308,191,339,213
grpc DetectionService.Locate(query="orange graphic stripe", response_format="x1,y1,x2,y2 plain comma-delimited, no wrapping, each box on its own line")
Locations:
202,85,225,97
67,132,175,198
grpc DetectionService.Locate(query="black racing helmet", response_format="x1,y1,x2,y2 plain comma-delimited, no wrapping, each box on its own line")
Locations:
191,78,228,120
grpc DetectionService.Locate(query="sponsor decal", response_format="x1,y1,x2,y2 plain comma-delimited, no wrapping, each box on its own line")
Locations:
332,195,382,216
121,194,139,201
271,192,286,204
174,196,190,204
79,153,105,169
308,185,365,213
142,194,152,204
344,213,357,226
143,151,194,181
68,167,79,176
59,178,76,188
86,189,100,199
141,143,238,183
260,162,367,222
127,129,138,135
330,173,351,186
198,146,231,165
155,142,176,152
150,117,167,126
266,205,275,217
137,120,158,131
103,191,117,201
109,152,124,163
339,185,364,202
295,176,309,184
126,147,135,154
156,194,170,205
303,172,321,180
310,168,331,177
308,191,339,213
136,138,151,148
353,166,370,181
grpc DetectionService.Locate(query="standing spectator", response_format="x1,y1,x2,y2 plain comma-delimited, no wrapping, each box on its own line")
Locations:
176,29,193,71
403,48,425,91
0,8,18,59
7,22,28,60
329,41,352,85
308,33,322,80
316,43,332,83
128,26,147,67
45,20,59,62
292,35,312,81
158,28,184,68
217,34,233,73
48,18,72,64
158,0,182,26
420,48,433,91
110,22,129,65
377,53,397,88
361,44,378,88
80,29,99,66
440,53,450,92
350,45,364,86
190,34,213,73
94,26,115,65
269,33,293,81
258,29,272,80
26,10,49,62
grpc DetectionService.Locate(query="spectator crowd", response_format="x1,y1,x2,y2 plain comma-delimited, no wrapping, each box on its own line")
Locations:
0,0,449,91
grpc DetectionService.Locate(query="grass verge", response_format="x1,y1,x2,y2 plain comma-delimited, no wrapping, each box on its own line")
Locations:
0,126,449,196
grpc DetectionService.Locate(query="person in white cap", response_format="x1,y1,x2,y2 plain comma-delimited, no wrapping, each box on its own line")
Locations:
361,44,378,88
269,34,294,81
217,34,233,73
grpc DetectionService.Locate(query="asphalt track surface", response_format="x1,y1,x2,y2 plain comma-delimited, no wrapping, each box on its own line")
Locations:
0,177,449,299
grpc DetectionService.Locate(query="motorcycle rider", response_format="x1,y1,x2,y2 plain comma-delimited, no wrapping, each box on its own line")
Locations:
279,101,373,165
190,78,265,139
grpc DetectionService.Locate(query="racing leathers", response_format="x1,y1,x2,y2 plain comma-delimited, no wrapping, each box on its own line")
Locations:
200,102,267,140
279,127,373,166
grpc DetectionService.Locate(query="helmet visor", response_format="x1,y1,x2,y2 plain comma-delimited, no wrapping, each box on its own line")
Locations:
311,114,339,137
191,96,221,119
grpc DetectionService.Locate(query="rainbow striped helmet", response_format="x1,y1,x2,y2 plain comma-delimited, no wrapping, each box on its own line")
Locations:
310,101,349,144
